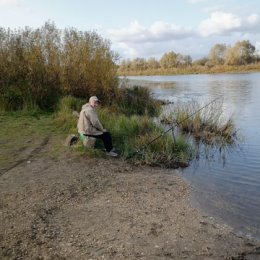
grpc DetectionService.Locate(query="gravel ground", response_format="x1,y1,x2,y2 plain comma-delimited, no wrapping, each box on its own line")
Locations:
0,140,260,260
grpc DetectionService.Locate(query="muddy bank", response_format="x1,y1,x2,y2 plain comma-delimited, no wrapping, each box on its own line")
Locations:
1,149,260,260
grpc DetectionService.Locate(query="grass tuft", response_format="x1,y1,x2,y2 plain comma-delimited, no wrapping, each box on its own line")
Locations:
160,100,237,145
54,96,84,133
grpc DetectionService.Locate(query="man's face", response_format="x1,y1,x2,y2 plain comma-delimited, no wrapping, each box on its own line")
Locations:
93,101,99,108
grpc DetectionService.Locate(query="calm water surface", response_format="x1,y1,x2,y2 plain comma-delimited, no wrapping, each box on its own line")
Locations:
126,73,260,240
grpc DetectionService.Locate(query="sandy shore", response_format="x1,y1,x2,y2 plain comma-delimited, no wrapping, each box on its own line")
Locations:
1,142,260,259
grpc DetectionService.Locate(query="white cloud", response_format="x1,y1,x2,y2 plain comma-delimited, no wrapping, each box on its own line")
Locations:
113,42,138,57
0,0,20,6
108,20,193,43
198,11,241,37
109,21,145,43
239,14,260,34
247,14,259,25
187,0,207,3
108,12,260,59
202,5,224,13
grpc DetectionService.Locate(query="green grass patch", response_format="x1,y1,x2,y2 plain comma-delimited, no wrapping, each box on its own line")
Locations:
54,96,84,133
0,111,65,172
54,98,193,168
0,94,193,171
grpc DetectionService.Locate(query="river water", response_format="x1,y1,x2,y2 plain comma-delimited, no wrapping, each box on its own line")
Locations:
125,73,260,240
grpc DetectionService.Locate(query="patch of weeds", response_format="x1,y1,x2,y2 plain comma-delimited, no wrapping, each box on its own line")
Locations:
160,100,237,145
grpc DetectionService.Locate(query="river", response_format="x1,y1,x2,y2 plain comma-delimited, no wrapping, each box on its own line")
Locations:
124,73,260,240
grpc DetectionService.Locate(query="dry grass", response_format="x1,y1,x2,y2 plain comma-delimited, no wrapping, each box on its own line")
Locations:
160,100,237,145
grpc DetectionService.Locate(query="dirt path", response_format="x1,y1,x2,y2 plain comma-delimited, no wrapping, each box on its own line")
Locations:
0,142,260,260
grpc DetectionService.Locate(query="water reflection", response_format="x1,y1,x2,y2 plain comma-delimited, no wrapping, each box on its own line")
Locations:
206,77,253,114
126,73,260,240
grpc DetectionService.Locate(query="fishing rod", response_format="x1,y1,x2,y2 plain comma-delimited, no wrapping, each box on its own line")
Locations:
126,95,223,159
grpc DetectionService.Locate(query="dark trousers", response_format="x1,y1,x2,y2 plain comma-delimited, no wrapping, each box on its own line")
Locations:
85,132,113,152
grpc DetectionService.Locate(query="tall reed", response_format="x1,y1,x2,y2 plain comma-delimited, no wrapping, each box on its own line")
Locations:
113,86,161,116
160,100,237,145
0,22,118,111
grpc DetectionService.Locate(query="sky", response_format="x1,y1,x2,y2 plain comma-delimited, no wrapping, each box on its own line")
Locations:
1,0,260,61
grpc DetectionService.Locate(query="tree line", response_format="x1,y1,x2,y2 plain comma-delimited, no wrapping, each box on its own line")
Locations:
1,22,259,110
0,22,118,110
118,40,260,74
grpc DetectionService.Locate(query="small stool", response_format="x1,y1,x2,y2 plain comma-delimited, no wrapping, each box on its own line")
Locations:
79,134,96,149
64,134,78,146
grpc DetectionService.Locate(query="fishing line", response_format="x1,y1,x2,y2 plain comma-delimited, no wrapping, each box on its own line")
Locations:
126,95,223,160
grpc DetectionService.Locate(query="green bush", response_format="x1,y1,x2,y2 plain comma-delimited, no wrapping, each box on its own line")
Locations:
113,86,161,116
0,22,118,111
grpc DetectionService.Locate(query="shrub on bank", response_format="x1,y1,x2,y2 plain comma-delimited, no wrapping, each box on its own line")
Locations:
160,100,237,145
113,86,161,117
0,22,118,111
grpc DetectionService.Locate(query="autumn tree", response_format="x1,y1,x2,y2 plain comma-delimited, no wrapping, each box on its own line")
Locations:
208,44,227,65
61,28,118,100
147,57,160,69
130,58,147,71
225,40,255,65
120,59,131,71
176,54,192,67
160,51,178,69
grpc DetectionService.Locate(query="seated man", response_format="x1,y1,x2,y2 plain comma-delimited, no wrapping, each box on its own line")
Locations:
77,96,118,157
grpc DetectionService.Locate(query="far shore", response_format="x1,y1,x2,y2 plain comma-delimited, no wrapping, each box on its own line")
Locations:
117,63,260,77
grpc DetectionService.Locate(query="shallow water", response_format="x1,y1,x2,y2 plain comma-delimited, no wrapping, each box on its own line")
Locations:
125,73,260,240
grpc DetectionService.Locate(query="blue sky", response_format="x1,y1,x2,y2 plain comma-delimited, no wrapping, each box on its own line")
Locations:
1,0,260,61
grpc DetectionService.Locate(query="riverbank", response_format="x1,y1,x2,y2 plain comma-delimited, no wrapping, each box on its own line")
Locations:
1,157,260,259
1,120,260,259
118,62,260,76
